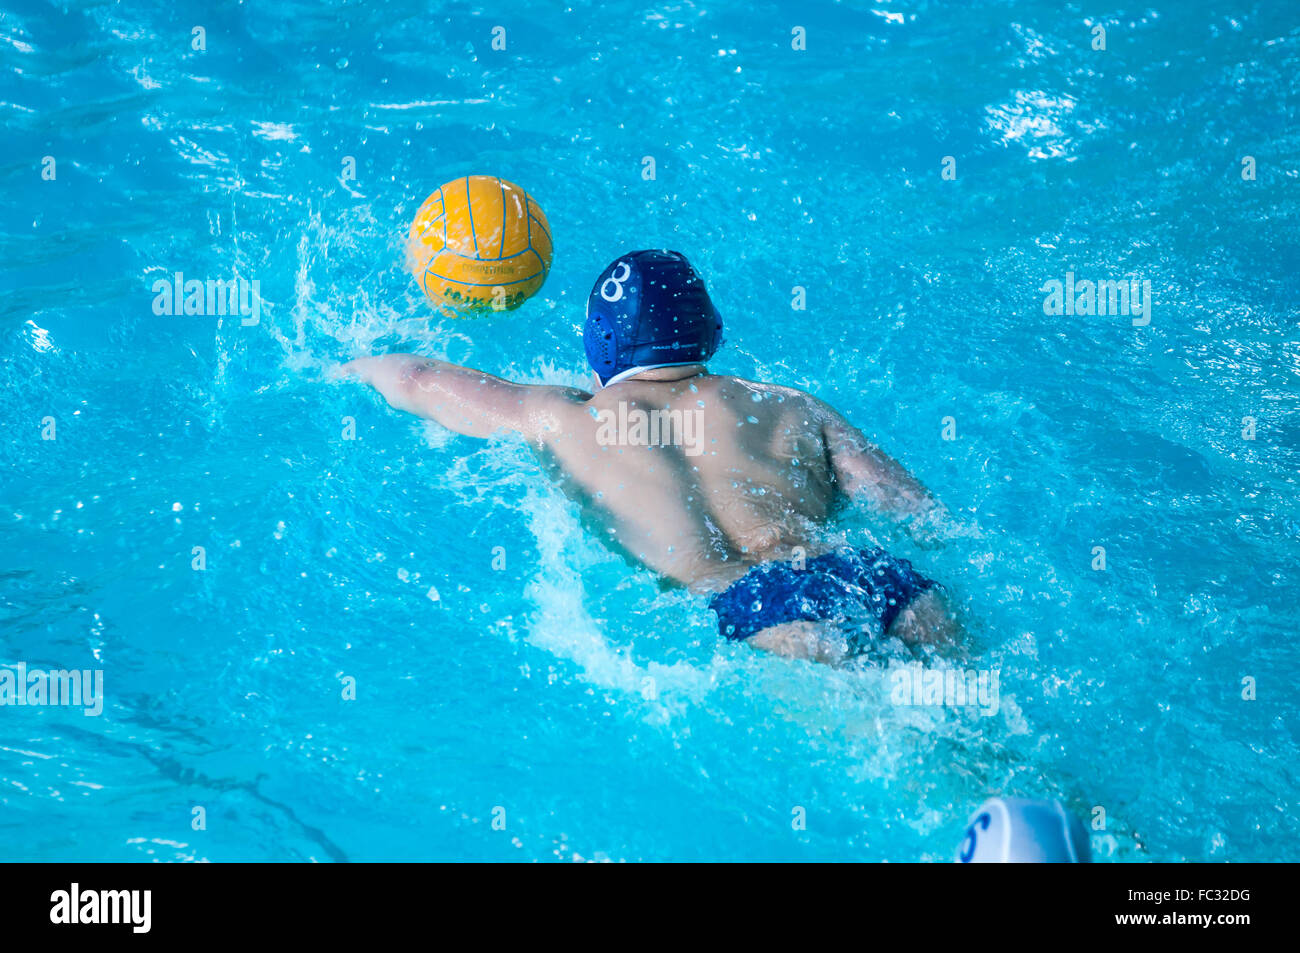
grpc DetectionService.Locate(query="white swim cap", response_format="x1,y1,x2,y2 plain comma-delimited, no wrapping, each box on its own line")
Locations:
956,797,1091,863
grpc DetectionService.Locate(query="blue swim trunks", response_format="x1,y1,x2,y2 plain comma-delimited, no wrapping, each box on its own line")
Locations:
709,546,936,644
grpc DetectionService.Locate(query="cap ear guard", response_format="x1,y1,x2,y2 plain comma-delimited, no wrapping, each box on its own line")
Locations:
706,304,724,361
584,310,619,383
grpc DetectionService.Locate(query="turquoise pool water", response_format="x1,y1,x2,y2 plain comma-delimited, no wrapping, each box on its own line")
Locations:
2,0,1298,861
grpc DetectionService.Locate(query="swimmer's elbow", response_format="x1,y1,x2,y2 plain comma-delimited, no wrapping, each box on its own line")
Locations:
385,359,448,418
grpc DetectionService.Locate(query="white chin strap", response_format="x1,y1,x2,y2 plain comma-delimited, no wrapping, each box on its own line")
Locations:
599,362,701,389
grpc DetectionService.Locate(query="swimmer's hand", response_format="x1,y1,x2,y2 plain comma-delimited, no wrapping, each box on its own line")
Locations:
328,361,358,381
905,504,982,550
902,504,950,549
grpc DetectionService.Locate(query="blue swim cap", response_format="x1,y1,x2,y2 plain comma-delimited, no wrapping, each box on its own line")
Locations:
956,797,1091,863
584,250,723,387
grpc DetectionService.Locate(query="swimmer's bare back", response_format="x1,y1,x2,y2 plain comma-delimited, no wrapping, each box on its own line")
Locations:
340,356,960,664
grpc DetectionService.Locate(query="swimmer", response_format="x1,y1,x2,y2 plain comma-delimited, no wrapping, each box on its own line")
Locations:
340,250,961,665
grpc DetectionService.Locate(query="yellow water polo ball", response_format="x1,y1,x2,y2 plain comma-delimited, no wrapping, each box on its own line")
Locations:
406,175,553,314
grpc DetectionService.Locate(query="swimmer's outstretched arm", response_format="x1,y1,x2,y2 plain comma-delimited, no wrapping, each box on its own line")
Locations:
338,355,589,440
817,402,953,545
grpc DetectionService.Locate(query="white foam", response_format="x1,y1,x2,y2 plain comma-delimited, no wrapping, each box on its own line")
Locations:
519,484,718,713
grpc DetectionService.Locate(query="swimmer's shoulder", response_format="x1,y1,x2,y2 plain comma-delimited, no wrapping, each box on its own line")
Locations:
705,375,825,413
